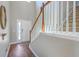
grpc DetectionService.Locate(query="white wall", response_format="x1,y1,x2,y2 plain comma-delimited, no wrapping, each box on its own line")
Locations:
10,1,36,42
0,1,10,57
30,33,79,57
35,1,42,15
74,41,79,57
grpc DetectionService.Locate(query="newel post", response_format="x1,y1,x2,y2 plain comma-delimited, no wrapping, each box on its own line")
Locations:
42,3,45,32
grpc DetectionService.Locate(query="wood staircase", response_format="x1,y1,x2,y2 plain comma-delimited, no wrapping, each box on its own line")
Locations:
8,42,35,57
63,6,79,32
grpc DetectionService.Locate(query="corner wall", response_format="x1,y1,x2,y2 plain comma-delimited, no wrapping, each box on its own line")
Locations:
0,1,10,57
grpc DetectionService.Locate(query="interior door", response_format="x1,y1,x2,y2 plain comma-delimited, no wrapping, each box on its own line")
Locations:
17,19,32,42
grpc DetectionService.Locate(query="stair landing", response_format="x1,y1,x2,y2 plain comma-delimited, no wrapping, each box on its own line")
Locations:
8,42,34,57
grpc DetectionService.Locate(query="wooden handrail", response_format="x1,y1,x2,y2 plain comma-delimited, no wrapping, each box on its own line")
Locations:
42,3,45,32
30,1,51,33
30,7,42,33
29,1,51,42
44,1,51,7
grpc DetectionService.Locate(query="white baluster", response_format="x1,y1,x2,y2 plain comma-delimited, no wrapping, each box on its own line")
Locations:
53,2,55,32
72,1,76,32
51,2,54,32
57,2,59,31
54,2,58,32
66,1,69,32
44,6,46,32
49,2,51,32
45,5,48,32
48,3,51,32
60,2,63,31
47,5,49,32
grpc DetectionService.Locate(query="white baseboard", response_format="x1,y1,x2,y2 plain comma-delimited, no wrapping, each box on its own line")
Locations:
10,40,30,45
29,45,38,57
5,43,10,57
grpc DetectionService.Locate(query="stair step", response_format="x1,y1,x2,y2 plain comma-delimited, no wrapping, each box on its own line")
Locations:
76,6,79,8
76,9,79,12
62,6,79,32
69,19,79,23
63,27,72,32
8,42,33,57
76,13,79,16
69,16,79,20
63,27,79,32
76,28,79,32
63,21,79,27
69,22,79,27
70,10,79,17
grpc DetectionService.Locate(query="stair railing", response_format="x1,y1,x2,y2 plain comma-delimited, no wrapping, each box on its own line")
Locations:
30,1,77,42
29,1,51,42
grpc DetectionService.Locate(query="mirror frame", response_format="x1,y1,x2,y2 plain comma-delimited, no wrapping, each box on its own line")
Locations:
0,5,7,29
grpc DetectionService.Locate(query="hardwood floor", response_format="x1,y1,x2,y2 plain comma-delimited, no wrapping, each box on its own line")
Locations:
8,42,34,57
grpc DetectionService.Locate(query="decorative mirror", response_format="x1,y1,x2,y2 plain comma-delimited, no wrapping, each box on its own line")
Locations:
0,5,7,29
